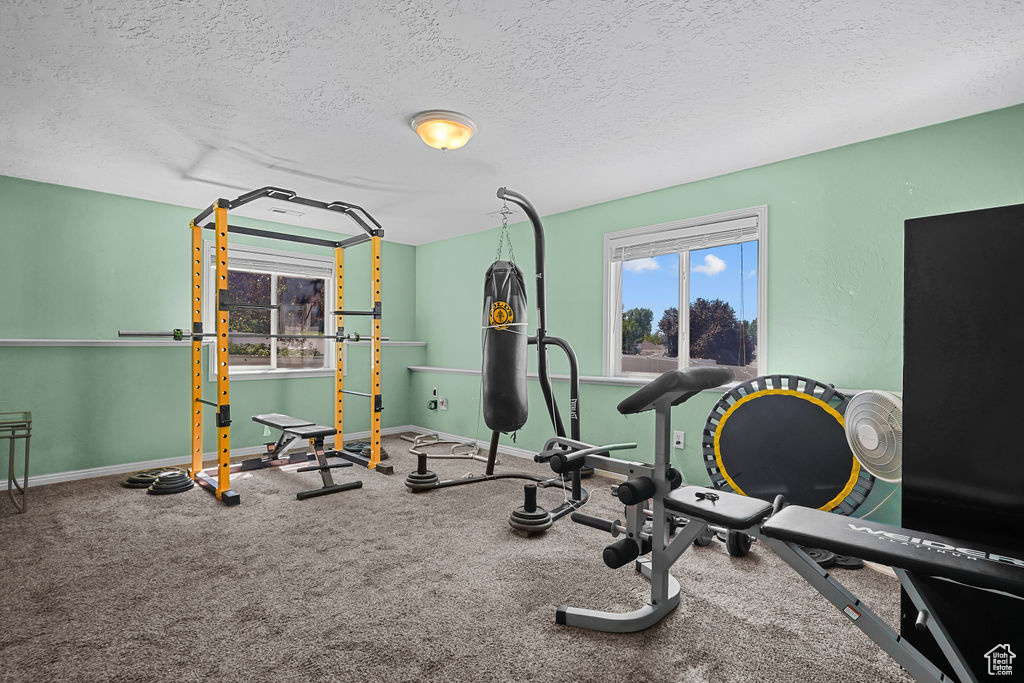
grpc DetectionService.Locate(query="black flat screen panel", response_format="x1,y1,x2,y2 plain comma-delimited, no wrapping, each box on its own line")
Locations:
902,203,1024,678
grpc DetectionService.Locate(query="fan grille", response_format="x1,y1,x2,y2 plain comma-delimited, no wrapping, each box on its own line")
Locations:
844,390,902,482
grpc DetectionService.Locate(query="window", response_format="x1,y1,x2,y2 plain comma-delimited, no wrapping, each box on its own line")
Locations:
205,242,335,377
604,206,766,382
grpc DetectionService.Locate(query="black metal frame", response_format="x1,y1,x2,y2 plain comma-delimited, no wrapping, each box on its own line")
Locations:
498,187,581,443
193,186,382,239
404,188,587,532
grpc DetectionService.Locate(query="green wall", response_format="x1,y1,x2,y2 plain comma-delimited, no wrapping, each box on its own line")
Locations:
0,176,422,476
4,104,1024,525
411,104,1024,524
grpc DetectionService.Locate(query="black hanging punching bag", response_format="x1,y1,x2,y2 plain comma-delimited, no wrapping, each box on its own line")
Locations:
482,260,528,432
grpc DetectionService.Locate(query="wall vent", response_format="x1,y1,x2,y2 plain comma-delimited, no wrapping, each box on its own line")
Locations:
269,207,304,217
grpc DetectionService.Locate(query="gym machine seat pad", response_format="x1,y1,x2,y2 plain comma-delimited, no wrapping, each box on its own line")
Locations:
665,486,773,528
761,504,1024,597
617,367,735,415
252,413,316,430
284,424,338,439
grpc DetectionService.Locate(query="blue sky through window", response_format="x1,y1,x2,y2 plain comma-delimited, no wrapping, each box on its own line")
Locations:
622,241,758,324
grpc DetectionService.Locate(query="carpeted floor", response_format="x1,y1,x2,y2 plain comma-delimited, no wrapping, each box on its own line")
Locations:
0,434,912,682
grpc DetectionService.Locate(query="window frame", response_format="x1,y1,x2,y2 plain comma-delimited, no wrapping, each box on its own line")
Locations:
204,241,337,380
602,205,767,380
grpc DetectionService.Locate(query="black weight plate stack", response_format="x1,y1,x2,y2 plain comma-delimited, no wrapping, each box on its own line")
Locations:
122,467,180,489
404,469,439,491
802,546,837,568
834,555,865,570
347,441,389,460
509,505,553,533
147,470,195,495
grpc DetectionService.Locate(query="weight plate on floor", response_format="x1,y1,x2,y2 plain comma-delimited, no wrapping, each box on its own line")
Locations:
509,505,553,532
347,441,389,460
834,555,865,570
122,467,180,488
802,546,836,568
147,470,194,495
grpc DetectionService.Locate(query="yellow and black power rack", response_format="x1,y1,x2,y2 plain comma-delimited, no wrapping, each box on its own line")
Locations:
121,186,389,506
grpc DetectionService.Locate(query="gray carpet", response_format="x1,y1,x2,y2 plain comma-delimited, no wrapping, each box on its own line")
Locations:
0,434,911,682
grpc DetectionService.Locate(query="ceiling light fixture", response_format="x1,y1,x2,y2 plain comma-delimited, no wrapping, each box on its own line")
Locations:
411,110,477,151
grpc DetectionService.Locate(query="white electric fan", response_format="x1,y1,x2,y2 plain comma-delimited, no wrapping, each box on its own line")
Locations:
844,390,903,483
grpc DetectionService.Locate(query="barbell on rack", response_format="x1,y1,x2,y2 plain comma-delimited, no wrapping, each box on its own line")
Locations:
118,330,388,342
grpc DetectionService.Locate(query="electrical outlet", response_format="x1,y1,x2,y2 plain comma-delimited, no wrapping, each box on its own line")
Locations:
673,430,685,449
432,387,438,397
438,397,448,411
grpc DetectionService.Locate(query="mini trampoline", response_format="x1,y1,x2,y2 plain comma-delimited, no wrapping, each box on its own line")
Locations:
702,374,874,515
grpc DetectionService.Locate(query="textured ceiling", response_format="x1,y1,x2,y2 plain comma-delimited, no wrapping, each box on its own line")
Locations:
1,0,1023,243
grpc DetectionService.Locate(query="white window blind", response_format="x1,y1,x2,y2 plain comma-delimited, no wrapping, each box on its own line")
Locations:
206,243,333,278
608,215,759,263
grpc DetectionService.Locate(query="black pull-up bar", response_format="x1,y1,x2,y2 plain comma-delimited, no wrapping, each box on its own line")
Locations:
193,186,382,238
199,222,372,249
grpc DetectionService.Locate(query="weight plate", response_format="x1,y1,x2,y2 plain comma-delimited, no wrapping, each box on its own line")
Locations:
834,554,865,570
122,467,182,488
802,546,837,568
147,470,195,495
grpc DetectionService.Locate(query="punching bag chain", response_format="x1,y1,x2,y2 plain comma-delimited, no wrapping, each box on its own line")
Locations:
494,201,518,265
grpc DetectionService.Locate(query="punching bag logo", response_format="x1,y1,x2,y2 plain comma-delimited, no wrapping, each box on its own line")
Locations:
489,301,514,331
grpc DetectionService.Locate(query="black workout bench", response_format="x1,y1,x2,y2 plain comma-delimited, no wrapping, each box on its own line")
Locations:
247,414,362,500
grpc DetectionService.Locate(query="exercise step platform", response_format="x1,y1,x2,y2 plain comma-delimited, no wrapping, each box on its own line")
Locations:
761,504,1024,597
665,486,774,528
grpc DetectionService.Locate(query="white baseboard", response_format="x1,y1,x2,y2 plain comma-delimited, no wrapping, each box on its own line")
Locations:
25,425,421,488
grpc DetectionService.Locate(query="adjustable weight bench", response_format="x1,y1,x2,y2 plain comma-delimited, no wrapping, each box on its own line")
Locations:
244,413,317,469
666,487,1024,682
547,367,1024,682
245,414,362,500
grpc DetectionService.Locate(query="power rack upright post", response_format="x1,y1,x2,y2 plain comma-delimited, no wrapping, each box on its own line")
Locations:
122,186,389,506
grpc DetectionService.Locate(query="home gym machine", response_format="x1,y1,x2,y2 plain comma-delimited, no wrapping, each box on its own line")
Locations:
120,186,389,506
405,187,588,533
543,367,1024,682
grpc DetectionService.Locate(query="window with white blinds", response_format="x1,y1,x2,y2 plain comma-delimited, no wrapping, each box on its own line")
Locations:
608,215,759,262
602,206,767,380
208,243,333,279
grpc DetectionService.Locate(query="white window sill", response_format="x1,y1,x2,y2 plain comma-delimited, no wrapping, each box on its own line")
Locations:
219,368,334,381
